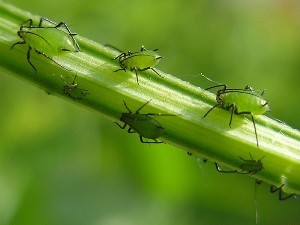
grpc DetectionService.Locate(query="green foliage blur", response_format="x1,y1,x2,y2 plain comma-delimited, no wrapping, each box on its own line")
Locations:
0,0,299,224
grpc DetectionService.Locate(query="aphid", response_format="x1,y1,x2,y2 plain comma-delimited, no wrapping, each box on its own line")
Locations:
11,17,80,71
202,75,269,147
270,184,295,200
212,153,264,175
115,100,175,143
114,46,163,84
61,75,89,100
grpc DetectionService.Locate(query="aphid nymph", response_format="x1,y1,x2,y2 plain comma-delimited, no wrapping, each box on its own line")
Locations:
115,100,175,143
114,46,163,84
202,75,269,147
11,17,80,71
61,75,89,100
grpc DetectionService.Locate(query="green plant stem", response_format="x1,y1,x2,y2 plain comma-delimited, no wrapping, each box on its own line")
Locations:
0,2,299,194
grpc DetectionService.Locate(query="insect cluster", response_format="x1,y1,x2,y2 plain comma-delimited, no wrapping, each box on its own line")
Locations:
11,17,296,201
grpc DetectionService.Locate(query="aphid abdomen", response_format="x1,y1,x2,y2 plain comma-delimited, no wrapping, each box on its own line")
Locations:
222,93,268,115
121,114,165,139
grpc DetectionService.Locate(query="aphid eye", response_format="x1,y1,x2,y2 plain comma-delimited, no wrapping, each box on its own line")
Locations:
113,46,163,85
202,75,269,147
11,17,80,71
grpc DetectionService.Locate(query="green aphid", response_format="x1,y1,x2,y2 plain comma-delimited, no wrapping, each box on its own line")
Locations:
213,153,264,175
238,154,264,175
61,75,89,100
115,100,175,143
11,17,80,71
270,184,295,200
202,75,269,147
114,46,163,84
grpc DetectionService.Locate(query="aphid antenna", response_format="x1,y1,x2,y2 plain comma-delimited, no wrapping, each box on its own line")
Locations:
135,100,152,113
200,73,225,89
122,100,132,113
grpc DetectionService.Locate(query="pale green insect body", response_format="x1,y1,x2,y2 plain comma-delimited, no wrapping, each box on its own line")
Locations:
204,84,269,147
114,46,163,84
19,27,78,56
11,18,80,71
218,89,269,115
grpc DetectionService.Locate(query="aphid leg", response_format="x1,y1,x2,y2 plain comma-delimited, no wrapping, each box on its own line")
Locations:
134,69,140,85
115,122,127,129
20,19,34,27
11,41,26,49
270,184,295,200
55,22,80,52
236,112,259,147
39,17,58,27
135,100,152,114
227,103,236,127
127,127,136,133
150,68,162,77
122,101,132,113
214,162,238,173
140,136,163,144
34,50,70,71
27,46,37,71
203,104,219,118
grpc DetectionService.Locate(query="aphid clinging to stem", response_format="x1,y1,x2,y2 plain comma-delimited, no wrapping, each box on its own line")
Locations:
114,46,163,84
202,75,269,147
115,100,175,143
11,17,80,71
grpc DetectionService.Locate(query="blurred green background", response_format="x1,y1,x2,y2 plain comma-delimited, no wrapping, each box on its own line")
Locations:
0,0,299,224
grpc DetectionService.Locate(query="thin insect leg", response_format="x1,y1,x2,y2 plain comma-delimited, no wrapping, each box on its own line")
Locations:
39,17,58,27
11,41,26,49
27,46,37,71
122,101,132,113
134,69,139,85
150,68,162,77
140,136,163,144
127,127,136,133
270,185,295,200
227,103,235,127
21,19,33,27
214,162,237,173
55,21,80,51
71,75,78,85
35,50,70,71
114,68,127,73
203,104,219,118
236,111,258,147
135,100,152,114
115,122,127,129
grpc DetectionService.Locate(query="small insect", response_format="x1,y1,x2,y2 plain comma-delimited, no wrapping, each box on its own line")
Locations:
202,75,269,147
115,100,175,143
270,184,295,200
212,153,264,175
11,17,80,71
61,75,89,100
114,46,163,84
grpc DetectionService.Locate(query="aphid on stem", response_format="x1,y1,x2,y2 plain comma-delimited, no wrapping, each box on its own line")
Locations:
115,100,175,143
11,17,80,71
114,46,163,85
202,74,269,147
61,75,89,100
